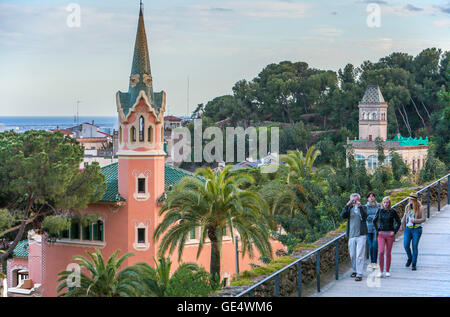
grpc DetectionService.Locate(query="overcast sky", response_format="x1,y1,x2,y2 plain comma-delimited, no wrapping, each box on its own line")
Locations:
0,0,449,117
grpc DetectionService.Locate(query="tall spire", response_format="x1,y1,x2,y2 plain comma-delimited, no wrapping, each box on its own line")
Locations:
117,1,165,120
129,1,153,104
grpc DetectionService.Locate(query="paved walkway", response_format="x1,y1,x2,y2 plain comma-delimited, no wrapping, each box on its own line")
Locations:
314,204,450,297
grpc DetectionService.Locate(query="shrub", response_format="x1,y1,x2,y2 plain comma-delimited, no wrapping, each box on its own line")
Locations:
232,256,296,285
166,265,213,297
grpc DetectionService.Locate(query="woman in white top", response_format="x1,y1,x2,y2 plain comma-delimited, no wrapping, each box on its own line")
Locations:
400,193,426,271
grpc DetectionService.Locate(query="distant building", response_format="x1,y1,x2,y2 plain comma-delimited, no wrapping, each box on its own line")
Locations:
164,116,182,130
50,127,74,137
347,85,429,173
67,121,111,139
59,121,113,158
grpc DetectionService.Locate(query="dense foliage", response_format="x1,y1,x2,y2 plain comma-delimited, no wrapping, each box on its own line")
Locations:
197,48,449,167
154,166,273,280
0,130,105,261
57,251,215,297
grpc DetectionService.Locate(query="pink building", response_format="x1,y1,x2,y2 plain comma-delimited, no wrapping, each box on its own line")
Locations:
6,3,284,297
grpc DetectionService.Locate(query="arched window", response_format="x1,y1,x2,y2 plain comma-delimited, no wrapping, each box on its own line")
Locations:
355,154,366,166
372,113,377,120
148,126,153,142
131,126,136,142
139,116,144,142
368,155,378,170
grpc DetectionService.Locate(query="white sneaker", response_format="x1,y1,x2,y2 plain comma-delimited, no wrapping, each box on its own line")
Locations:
385,272,391,277
376,272,384,278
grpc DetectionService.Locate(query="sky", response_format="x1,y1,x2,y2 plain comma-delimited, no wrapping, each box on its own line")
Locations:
0,0,449,117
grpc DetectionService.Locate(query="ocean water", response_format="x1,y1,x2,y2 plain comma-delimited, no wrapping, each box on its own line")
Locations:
0,116,118,134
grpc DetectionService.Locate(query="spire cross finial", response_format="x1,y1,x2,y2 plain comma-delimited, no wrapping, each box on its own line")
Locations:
140,0,143,9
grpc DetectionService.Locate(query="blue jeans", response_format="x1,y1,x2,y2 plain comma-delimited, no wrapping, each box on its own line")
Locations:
367,232,378,263
403,226,422,266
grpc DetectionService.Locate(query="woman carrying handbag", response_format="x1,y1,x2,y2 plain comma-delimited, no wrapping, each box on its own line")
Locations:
401,193,426,271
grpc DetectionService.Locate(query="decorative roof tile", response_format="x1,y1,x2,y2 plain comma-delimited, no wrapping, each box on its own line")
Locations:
164,164,195,191
13,240,28,258
361,85,385,104
100,163,125,202
99,162,194,202
386,133,429,146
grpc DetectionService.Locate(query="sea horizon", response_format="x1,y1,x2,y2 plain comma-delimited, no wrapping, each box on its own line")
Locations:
0,116,119,134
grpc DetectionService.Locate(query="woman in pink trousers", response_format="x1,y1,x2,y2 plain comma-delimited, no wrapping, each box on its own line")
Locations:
373,196,401,277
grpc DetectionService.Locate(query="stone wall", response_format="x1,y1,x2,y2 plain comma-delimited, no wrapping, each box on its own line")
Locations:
215,231,348,297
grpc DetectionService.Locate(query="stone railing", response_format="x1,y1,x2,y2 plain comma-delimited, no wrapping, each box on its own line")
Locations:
214,230,348,297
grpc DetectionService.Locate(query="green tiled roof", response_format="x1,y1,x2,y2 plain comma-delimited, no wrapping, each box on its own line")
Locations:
100,163,125,202
13,240,28,258
99,162,194,202
361,85,385,104
164,164,195,191
386,133,429,146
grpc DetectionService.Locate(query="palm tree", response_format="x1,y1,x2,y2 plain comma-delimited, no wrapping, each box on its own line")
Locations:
260,182,307,216
281,146,325,183
154,166,273,280
57,249,142,297
134,257,211,297
263,146,330,217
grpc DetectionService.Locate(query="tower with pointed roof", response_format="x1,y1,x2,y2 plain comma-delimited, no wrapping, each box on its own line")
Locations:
348,84,428,173
116,2,166,264
358,84,388,141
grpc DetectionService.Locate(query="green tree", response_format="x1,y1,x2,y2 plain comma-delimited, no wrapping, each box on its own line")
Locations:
431,87,450,166
375,137,386,165
0,130,105,261
154,166,273,280
390,150,409,182
281,146,327,184
419,143,447,183
57,250,142,297
279,122,313,154
135,257,213,297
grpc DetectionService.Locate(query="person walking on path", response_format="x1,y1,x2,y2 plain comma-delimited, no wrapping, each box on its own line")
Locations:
374,196,401,278
401,192,426,271
365,192,380,270
341,193,368,282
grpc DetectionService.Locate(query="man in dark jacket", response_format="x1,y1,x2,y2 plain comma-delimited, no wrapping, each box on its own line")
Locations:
341,193,368,281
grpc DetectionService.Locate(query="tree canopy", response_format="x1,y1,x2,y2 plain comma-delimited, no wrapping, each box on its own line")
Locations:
0,130,105,261
199,48,449,167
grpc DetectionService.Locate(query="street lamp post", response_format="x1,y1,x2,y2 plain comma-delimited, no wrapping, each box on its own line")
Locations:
235,235,240,279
